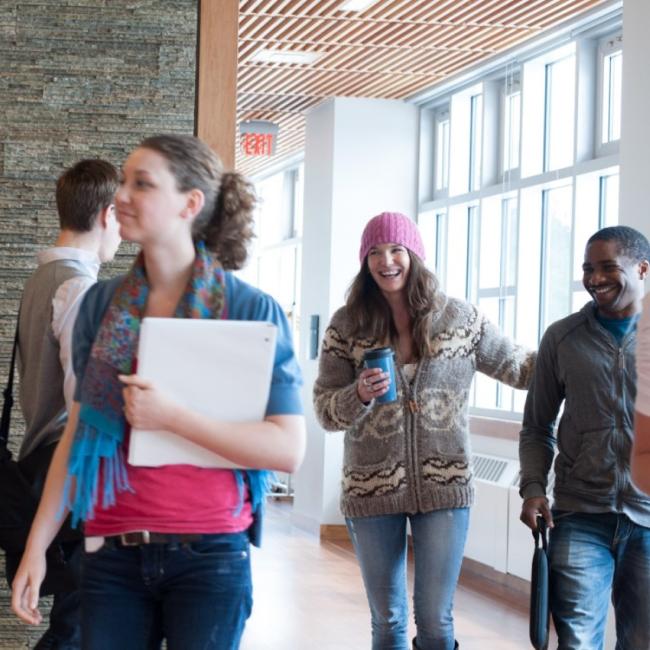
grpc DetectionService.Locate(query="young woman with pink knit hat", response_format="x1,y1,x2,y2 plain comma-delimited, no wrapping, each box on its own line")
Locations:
314,211,535,650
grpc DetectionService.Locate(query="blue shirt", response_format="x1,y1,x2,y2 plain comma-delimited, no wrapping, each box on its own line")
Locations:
72,271,304,416
595,313,640,345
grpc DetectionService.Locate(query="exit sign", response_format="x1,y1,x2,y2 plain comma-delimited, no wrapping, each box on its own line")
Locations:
240,120,279,157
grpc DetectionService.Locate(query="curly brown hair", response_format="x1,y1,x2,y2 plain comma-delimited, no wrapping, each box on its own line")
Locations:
139,134,257,269
345,252,446,359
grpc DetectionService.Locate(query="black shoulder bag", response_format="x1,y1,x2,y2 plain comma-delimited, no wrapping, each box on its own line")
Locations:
529,517,550,650
0,319,80,594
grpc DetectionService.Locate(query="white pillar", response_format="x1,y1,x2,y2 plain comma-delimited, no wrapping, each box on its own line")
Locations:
292,97,419,533
619,0,650,240
603,3,650,646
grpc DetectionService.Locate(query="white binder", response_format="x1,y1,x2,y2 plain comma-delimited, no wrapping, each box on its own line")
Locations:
127,318,277,468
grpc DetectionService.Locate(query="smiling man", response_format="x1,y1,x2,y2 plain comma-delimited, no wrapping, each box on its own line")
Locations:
519,225,650,650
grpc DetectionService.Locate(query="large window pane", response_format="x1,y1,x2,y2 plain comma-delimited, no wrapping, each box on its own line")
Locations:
517,191,542,349
474,296,500,409
469,94,483,191
599,173,619,226
479,205,501,289
473,196,519,412
445,205,470,300
292,165,304,237
574,173,602,283
435,115,450,191
544,56,575,171
541,184,573,330
602,50,622,144
503,90,521,172
256,173,293,246
258,246,298,311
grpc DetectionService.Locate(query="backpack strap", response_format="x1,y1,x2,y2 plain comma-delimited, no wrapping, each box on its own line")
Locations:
0,315,20,451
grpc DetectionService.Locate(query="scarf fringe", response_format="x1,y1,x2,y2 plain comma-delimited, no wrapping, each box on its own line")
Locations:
235,469,275,516
64,410,133,528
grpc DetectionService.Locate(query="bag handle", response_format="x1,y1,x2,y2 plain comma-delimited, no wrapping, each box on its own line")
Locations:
0,316,20,451
533,516,548,552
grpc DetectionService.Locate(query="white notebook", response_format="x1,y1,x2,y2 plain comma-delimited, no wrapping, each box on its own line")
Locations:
127,318,277,468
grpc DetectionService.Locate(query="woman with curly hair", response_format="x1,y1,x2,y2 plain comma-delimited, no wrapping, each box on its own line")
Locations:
314,211,534,650
11,134,306,650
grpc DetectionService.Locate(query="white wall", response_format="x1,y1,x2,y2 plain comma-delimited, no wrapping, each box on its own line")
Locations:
619,0,650,240
292,97,419,531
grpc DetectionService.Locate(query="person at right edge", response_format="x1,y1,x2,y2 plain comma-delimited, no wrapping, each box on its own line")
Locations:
314,211,535,650
519,225,650,650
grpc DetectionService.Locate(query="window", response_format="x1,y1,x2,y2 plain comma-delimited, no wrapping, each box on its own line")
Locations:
418,210,447,283
242,164,304,348
449,84,482,196
602,49,622,144
540,183,573,331
472,196,519,412
416,15,622,419
435,111,450,192
503,80,521,173
520,43,576,178
544,55,576,172
571,168,619,312
469,94,483,191
599,173,619,226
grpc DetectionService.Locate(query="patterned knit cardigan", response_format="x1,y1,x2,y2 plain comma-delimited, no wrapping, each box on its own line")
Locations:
313,296,536,518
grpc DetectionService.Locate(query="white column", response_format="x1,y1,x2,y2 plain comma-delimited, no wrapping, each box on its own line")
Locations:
603,3,650,646
292,97,419,533
619,0,650,240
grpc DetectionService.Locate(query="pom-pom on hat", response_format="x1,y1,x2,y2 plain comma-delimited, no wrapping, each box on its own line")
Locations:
359,212,426,264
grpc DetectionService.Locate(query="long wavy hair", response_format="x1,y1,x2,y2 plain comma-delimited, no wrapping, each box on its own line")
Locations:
345,251,445,359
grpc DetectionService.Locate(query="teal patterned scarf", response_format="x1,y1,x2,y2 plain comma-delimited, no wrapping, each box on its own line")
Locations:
64,242,272,526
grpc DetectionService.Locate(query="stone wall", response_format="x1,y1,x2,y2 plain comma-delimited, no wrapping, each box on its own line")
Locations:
0,2,197,644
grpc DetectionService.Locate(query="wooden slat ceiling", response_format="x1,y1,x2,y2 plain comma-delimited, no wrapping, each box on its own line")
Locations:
235,0,609,177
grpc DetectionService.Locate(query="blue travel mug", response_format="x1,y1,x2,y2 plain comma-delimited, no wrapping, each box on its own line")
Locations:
363,347,397,404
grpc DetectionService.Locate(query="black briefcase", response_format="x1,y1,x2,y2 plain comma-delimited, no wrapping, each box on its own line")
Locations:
529,517,550,650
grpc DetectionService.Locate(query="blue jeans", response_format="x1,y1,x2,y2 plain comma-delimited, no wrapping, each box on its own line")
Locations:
346,508,469,650
81,532,252,650
549,512,650,650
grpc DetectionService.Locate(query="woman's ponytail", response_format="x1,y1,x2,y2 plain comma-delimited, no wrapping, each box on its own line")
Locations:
201,172,256,270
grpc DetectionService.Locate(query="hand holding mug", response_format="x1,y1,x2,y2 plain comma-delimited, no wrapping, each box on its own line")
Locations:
357,367,390,403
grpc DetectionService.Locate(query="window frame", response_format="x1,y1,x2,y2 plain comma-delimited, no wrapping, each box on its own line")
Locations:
596,31,623,157
500,74,521,180
433,107,451,198
415,21,622,426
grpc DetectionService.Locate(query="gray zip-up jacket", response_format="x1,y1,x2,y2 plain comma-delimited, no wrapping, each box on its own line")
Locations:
314,297,535,518
519,302,650,527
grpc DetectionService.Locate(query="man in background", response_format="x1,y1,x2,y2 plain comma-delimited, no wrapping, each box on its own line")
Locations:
13,159,121,648
519,226,650,649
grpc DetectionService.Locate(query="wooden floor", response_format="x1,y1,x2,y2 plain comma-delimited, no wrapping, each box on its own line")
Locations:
241,502,556,650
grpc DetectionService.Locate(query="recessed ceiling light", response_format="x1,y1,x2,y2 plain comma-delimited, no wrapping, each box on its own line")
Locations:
339,0,380,12
250,49,323,65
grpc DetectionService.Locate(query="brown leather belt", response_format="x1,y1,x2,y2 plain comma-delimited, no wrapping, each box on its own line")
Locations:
106,531,203,547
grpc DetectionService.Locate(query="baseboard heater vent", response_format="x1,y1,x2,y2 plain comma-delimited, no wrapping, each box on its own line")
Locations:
472,454,509,483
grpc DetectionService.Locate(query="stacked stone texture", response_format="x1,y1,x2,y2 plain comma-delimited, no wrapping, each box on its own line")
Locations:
0,2,197,644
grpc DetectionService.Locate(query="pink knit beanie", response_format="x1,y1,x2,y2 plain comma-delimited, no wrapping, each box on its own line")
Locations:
359,212,426,264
